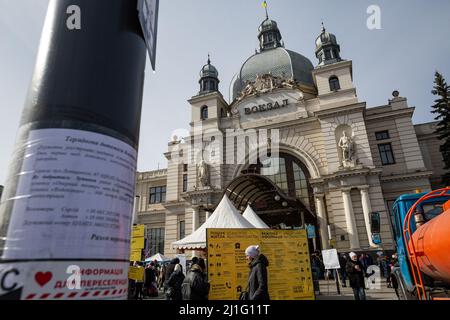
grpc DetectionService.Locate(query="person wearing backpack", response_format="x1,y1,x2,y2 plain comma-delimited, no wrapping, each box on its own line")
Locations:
182,258,210,300
166,264,185,300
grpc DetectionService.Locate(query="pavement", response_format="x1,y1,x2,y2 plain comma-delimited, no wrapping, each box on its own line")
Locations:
131,281,398,301
316,279,398,300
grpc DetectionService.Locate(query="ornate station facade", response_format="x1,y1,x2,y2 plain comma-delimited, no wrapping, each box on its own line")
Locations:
135,17,445,257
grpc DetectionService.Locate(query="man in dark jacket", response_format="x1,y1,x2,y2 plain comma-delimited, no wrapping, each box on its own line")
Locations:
245,245,270,301
182,258,210,300
167,264,185,300
338,253,348,287
165,258,180,281
164,258,180,295
346,252,366,300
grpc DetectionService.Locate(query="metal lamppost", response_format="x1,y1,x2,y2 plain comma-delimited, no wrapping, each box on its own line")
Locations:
0,0,155,300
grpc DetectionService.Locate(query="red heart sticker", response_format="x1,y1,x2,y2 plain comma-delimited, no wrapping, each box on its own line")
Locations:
35,272,53,287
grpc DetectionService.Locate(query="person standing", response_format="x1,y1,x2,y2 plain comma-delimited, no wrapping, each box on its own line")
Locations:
158,264,166,290
338,253,348,287
245,245,270,301
166,264,185,300
134,262,145,300
359,253,369,272
164,258,180,295
144,262,157,297
182,258,210,300
346,252,367,300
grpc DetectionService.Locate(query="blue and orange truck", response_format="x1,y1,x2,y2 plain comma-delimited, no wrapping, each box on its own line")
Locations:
388,188,450,300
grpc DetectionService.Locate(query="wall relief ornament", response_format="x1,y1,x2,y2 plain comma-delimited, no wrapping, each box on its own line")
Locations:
236,73,302,102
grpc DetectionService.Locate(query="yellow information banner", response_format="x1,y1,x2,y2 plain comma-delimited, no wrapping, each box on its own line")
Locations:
131,236,145,250
130,249,142,262
132,225,145,238
207,229,315,300
128,266,145,281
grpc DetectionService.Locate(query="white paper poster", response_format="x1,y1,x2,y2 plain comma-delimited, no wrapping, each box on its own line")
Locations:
2,129,137,261
322,249,340,270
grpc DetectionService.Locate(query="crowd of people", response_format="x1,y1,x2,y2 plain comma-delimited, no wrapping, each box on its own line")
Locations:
128,257,211,301
130,248,396,301
128,245,271,301
311,250,399,300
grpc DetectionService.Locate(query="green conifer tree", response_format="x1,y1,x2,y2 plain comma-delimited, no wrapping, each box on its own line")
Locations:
431,71,450,185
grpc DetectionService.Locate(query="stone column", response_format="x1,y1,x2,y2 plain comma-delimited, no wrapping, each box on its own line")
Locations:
342,188,360,250
359,186,377,248
205,211,211,220
192,206,200,233
315,194,329,250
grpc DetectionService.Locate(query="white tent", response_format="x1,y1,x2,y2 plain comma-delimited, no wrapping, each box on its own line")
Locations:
172,195,255,250
145,253,170,263
242,205,270,229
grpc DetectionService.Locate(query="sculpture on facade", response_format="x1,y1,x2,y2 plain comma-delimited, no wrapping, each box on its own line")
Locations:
197,159,210,188
338,131,356,166
236,73,302,102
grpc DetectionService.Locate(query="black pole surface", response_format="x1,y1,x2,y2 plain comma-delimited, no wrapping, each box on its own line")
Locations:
0,0,147,300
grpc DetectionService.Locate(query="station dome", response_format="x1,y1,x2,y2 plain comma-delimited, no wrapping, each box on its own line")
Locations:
230,17,315,101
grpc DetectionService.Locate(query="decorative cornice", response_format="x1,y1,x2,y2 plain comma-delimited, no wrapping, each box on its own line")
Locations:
188,91,228,107
365,107,414,122
136,169,168,181
317,88,357,100
163,201,188,209
314,103,366,119
321,167,382,182
312,60,353,74
380,170,433,183
182,188,223,199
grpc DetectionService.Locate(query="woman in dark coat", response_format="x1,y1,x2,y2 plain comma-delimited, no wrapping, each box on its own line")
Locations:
245,245,270,301
166,264,185,300
345,252,367,300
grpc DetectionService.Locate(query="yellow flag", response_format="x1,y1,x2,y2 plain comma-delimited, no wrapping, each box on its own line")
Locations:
262,1,267,9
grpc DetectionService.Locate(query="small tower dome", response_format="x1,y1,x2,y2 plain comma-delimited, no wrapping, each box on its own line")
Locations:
315,23,343,66
199,55,220,95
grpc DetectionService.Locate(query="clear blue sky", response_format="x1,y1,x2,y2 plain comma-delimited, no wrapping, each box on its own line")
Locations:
1,0,450,185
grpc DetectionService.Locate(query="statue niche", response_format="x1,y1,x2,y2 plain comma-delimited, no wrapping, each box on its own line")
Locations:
336,126,357,169
197,159,210,188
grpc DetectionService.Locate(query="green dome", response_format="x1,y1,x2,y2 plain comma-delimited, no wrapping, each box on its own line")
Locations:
231,47,315,101
200,62,219,79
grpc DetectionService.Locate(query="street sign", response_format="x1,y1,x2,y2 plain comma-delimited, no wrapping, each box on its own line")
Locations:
322,249,340,270
372,233,382,245
131,237,145,250
128,266,145,281
137,0,160,70
130,249,142,261
306,224,316,239
132,225,145,238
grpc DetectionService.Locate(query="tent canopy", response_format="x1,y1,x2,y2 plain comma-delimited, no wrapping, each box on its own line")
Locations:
172,195,255,250
243,205,270,229
145,253,170,262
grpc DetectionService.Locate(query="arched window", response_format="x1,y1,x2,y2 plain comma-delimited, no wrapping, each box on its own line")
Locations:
200,106,208,120
247,153,312,207
329,76,340,92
